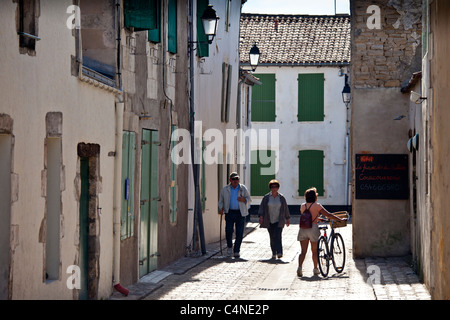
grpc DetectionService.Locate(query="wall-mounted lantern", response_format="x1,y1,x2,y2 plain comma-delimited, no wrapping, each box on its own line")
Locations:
249,43,261,72
201,4,220,44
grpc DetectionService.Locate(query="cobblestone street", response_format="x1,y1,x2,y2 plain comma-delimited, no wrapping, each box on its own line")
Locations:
111,216,431,301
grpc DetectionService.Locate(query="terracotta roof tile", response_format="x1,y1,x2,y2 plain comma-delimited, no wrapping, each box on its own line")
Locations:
240,13,351,65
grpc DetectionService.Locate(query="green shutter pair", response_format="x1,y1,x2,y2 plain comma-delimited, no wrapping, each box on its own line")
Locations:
146,0,177,52
125,0,177,53
250,73,324,122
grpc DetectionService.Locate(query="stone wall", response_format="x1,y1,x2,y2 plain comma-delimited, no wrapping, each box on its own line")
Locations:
352,0,422,89
350,0,422,257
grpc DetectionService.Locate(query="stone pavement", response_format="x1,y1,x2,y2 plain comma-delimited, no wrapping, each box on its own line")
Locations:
110,216,431,301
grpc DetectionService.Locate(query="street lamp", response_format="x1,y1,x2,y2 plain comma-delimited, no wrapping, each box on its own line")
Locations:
342,74,351,106
201,4,220,44
249,43,261,72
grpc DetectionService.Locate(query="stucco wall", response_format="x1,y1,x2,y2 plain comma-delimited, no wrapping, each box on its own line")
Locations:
0,1,116,299
191,0,243,245
250,66,349,208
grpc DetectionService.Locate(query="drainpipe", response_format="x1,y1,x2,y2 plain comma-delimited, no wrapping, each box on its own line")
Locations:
113,97,128,295
112,1,128,296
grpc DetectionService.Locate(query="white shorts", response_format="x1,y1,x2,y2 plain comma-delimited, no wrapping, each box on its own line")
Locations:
297,224,320,242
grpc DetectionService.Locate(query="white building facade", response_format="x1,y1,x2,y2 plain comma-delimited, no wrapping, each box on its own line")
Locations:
186,0,248,249
240,14,351,211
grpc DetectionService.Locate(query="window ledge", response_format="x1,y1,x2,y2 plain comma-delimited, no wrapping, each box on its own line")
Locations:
79,66,121,94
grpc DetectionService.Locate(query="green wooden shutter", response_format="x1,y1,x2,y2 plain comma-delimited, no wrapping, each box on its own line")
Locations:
197,0,209,57
124,0,158,31
148,0,161,43
250,150,276,196
168,0,177,53
121,131,136,239
298,74,324,122
298,150,324,196
251,74,276,122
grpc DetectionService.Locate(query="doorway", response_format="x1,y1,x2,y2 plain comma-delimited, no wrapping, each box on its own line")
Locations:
77,143,100,300
139,129,159,278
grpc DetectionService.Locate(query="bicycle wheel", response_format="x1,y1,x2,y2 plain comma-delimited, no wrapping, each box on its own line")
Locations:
317,236,329,277
331,233,346,273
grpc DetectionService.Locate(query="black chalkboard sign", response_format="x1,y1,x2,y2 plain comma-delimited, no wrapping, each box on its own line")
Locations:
355,154,409,199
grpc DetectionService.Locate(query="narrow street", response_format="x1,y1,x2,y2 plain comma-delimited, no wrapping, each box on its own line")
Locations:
111,216,430,301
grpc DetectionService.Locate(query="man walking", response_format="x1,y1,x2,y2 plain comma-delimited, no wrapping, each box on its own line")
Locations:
218,172,252,258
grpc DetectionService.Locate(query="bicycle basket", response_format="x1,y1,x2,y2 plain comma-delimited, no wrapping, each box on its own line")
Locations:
330,212,348,228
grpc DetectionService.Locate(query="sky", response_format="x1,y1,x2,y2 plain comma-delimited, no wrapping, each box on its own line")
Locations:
242,0,350,15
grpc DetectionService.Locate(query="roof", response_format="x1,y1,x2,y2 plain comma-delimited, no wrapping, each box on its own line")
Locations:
240,13,351,66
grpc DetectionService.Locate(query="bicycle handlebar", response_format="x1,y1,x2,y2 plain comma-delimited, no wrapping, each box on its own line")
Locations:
318,216,348,223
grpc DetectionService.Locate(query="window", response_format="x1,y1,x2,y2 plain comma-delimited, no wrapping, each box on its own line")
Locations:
221,63,232,123
250,150,276,196
18,0,40,53
197,0,209,57
251,74,276,122
168,0,177,53
298,150,324,197
297,74,325,122
80,0,118,87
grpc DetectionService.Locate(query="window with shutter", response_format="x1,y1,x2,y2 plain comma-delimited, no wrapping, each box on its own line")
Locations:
298,150,324,196
124,0,158,31
251,74,276,122
298,74,324,122
168,0,177,53
251,150,276,196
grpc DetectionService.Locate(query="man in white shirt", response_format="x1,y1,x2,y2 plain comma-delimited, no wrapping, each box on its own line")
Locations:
218,172,252,258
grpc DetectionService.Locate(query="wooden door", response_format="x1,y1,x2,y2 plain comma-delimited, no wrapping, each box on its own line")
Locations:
139,130,159,277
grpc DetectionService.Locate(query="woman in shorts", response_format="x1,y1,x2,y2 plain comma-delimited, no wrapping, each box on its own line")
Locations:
297,187,344,277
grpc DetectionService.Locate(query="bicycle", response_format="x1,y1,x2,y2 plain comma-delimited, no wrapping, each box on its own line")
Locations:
316,212,348,277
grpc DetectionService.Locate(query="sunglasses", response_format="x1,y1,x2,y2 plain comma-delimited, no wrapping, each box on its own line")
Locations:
231,177,240,181
270,185,279,188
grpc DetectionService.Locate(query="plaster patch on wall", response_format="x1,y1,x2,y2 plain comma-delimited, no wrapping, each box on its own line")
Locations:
388,0,422,30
